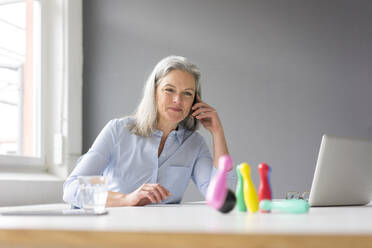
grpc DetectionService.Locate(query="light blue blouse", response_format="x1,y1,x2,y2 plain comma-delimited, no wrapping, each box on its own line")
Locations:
63,117,218,208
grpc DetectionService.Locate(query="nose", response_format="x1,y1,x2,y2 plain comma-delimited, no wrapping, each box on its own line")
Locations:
173,94,182,103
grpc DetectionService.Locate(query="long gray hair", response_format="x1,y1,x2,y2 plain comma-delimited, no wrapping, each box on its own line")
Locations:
129,55,202,136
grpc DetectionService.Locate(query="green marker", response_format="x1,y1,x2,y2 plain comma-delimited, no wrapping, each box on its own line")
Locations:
235,165,246,212
260,199,310,214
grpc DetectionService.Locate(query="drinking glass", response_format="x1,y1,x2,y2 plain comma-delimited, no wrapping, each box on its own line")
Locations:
78,176,108,213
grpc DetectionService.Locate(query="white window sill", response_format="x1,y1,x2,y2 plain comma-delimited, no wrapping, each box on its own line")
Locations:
0,172,63,181
0,170,64,207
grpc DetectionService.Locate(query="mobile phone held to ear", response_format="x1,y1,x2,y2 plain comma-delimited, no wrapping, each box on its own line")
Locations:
190,93,200,125
192,93,200,108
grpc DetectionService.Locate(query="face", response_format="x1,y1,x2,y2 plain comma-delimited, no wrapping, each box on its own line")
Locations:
155,69,196,127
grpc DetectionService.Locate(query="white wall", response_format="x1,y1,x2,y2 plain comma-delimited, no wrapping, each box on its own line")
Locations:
83,0,372,201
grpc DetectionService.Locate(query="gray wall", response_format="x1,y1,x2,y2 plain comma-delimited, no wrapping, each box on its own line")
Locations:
83,0,372,201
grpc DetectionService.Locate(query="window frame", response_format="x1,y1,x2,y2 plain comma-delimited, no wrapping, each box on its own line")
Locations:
0,0,82,177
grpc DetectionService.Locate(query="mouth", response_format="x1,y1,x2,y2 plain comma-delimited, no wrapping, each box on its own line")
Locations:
169,107,182,112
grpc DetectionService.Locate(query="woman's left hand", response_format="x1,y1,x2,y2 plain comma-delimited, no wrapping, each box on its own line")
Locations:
190,95,223,135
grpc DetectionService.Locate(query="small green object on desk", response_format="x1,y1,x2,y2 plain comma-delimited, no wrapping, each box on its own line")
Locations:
259,199,310,214
235,165,247,212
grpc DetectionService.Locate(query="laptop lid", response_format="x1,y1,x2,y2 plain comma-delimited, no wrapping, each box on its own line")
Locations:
309,135,372,207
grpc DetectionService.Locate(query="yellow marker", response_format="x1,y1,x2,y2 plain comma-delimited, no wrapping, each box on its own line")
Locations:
239,162,259,213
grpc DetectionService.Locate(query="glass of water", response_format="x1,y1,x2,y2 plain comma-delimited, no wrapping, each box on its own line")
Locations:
78,176,108,213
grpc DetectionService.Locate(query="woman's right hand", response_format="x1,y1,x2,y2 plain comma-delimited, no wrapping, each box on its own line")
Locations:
106,183,171,207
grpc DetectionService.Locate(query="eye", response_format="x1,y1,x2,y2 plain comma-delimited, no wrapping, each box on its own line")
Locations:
184,92,193,96
165,88,175,93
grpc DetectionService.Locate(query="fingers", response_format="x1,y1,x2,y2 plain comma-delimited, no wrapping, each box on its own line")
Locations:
195,111,215,120
147,187,162,203
141,184,171,203
140,191,157,204
191,107,215,117
123,190,155,206
154,184,171,200
191,99,216,118
137,198,151,206
192,101,210,110
125,184,171,206
159,184,172,196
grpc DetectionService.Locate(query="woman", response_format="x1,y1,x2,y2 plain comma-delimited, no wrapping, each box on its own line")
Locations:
63,55,230,207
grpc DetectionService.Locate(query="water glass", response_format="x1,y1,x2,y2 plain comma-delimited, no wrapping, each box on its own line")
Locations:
78,176,108,213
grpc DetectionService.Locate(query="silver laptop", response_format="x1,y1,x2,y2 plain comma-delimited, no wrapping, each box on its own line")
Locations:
309,135,372,207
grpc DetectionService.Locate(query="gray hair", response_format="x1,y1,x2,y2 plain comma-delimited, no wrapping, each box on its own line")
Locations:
129,55,201,136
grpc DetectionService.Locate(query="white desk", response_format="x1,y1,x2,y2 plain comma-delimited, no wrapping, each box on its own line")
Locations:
1,202,372,247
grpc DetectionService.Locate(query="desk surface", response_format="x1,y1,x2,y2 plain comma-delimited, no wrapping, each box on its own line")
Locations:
1,202,372,248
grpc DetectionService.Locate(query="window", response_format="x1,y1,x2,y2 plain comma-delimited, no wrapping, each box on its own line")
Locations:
0,0,82,176
0,0,42,166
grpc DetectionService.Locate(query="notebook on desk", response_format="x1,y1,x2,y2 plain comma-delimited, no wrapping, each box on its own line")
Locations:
0,209,108,216
309,135,372,207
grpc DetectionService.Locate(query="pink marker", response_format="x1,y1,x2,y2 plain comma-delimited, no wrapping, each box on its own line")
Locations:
206,155,236,213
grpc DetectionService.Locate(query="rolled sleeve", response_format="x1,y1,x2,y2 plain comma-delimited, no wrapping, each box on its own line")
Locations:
191,136,237,198
191,138,215,197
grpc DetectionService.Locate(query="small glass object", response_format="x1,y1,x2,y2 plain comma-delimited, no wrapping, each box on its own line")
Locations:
286,191,310,201
78,176,108,213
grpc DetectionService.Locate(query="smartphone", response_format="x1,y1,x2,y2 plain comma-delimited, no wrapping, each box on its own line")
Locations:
192,93,199,108
190,93,200,125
